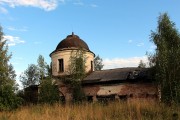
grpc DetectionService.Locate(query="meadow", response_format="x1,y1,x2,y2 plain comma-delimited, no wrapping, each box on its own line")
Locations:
0,100,179,120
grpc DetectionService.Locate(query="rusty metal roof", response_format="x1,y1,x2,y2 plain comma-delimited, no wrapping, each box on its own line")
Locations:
50,32,93,56
56,33,89,51
83,67,152,84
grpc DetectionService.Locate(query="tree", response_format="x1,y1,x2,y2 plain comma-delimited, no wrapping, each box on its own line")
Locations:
37,55,50,82
68,49,87,80
46,62,52,77
20,55,50,88
20,64,39,88
0,26,22,110
138,60,146,68
146,52,156,68
94,55,104,71
20,55,53,104
150,13,180,104
65,49,87,103
0,26,13,86
37,55,59,104
8,64,16,82
0,85,22,110
38,77,60,104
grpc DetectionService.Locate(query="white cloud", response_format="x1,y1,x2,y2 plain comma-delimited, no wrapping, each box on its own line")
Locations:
0,0,62,11
103,56,148,70
73,1,98,7
0,6,8,14
90,4,98,8
137,42,144,47
7,26,28,32
3,35,25,46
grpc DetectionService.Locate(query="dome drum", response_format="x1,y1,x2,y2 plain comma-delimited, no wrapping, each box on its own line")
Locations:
50,33,95,77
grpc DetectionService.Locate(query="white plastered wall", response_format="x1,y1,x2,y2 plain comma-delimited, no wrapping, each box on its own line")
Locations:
51,49,94,76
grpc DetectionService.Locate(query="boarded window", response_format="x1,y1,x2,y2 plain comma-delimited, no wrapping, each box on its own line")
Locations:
58,59,64,72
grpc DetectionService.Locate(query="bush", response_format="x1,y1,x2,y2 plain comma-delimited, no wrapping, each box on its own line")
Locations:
72,81,86,103
0,85,23,111
38,78,60,104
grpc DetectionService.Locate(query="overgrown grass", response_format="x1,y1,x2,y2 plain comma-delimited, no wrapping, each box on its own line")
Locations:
0,100,179,120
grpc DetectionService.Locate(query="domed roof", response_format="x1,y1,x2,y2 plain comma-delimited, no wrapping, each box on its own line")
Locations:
50,33,93,56
56,32,89,51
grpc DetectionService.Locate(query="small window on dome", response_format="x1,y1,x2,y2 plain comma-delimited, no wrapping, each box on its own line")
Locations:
58,59,64,72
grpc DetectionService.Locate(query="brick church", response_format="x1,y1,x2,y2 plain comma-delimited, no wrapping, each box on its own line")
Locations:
49,32,158,102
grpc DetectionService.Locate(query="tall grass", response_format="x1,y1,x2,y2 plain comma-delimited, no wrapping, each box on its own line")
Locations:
0,100,179,120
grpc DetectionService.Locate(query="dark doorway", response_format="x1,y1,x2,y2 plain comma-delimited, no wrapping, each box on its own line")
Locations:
87,96,93,102
60,96,65,104
119,95,128,101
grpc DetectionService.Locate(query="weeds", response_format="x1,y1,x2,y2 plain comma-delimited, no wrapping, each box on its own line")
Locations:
0,100,179,120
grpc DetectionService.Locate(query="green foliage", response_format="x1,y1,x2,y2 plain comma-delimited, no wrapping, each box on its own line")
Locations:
0,26,13,86
37,55,48,80
65,49,87,103
68,49,86,80
71,82,86,103
94,55,104,71
0,25,22,110
0,85,23,111
19,55,52,104
20,64,39,88
150,13,180,104
46,63,52,77
38,78,60,104
20,55,50,88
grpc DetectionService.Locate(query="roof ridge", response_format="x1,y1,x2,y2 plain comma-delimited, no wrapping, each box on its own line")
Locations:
94,67,139,72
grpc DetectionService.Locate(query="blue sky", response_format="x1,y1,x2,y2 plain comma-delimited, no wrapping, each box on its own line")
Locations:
0,0,180,78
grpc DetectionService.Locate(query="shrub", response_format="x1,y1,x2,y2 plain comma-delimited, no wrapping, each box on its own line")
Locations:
0,85,23,111
38,78,60,104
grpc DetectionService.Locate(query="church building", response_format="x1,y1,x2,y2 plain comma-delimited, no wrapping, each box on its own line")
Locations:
50,33,158,102
50,32,95,76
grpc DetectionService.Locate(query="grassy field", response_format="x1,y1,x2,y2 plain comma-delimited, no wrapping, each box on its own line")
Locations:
0,100,179,120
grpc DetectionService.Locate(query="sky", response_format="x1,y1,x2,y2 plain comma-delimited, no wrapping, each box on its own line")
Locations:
0,0,180,80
